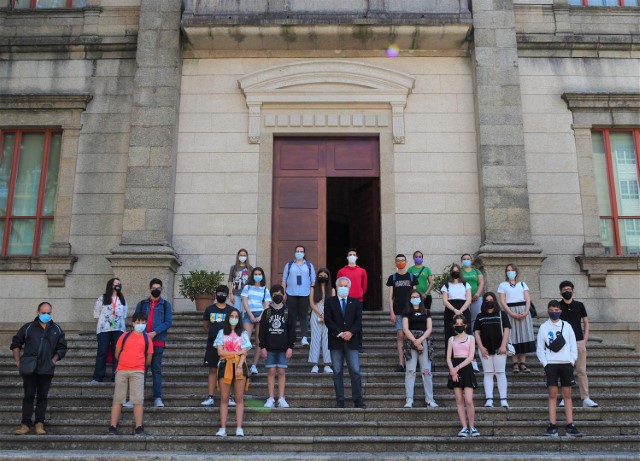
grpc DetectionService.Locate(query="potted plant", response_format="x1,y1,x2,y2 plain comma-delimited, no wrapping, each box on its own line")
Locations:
178,270,225,311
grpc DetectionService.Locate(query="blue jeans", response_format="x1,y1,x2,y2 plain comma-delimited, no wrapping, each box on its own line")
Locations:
93,330,123,382
330,346,362,403
150,346,164,399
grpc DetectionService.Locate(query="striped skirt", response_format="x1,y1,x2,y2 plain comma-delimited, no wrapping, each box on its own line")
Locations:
507,302,535,354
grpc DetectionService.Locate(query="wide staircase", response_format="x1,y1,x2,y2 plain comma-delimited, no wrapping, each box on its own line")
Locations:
0,311,638,459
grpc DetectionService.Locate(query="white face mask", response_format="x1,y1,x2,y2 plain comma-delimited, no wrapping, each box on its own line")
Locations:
238,256,247,263
347,255,357,264
134,323,146,333
229,317,239,326
337,286,349,298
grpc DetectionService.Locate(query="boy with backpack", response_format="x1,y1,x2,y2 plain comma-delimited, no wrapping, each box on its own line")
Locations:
536,300,583,437
259,284,296,408
108,312,153,436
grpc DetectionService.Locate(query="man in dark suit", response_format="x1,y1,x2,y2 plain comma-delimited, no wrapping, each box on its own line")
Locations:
324,276,365,409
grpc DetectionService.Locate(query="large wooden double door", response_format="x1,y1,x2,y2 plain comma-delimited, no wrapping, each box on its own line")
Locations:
272,136,382,309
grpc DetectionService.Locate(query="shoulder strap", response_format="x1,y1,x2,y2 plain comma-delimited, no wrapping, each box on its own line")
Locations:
121,331,150,358
263,287,267,302
520,281,525,289
285,261,293,280
393,273,396,283
417,267,425,278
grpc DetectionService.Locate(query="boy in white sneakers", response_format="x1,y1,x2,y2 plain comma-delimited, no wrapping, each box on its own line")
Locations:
536,300,583,437
259,284,296,408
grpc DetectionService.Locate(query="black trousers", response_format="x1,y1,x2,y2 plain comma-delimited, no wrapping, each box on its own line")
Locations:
21,373,53,425
287,295,310,338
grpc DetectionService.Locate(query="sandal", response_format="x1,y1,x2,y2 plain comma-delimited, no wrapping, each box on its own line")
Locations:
519,363,531,373
512,363,520,373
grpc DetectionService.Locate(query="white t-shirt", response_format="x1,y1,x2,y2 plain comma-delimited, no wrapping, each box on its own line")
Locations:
441,282,471,300
497,281,529,304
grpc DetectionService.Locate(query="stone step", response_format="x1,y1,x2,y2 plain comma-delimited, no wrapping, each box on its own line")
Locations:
0,434,637,453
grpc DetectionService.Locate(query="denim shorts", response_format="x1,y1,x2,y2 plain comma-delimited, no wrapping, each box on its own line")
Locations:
394,314,404,331
242,310,262,324
265,351,288,369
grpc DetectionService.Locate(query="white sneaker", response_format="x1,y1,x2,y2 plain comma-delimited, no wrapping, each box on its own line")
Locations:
154,398,165,407
216,428,227,437
500,399,510,408
583,397,599,408
310,365,319,373
235,427,244,437
426,400,439,408
250,365,259,375
323,365,333,374
472,361,479,372
264,397,275,408
228,397,236,407
404,398,413,408
485,399,494,407
301,336,309,346
201,396,214,406
278,397,290,408
559,399,565,407
122,401,133,409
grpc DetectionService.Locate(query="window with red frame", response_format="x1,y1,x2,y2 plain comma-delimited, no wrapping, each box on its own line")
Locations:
568,0,638,5
11,0,86,8
0,129,62,256
592,129,640,255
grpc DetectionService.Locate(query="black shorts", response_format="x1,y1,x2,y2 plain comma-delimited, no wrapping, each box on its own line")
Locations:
544,363,574,387
204,343,220,368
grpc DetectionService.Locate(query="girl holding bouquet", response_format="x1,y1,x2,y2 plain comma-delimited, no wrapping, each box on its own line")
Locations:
213,309,252,437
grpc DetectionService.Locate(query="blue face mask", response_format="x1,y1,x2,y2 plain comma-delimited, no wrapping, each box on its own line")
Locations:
295,251,304,260
337,286,349,298
462,260,472,268
38,313,51,324
548,311,561,321
253,274,263,283
134,323,146,333
506,270,517,280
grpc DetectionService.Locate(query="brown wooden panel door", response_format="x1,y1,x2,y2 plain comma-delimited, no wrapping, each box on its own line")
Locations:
327,137,379,177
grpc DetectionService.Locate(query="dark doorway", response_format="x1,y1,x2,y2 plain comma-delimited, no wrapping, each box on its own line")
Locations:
326,177,382,310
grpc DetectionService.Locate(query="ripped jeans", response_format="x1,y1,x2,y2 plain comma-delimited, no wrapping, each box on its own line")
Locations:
405,344,434,402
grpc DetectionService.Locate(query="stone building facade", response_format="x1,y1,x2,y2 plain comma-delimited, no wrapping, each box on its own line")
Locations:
0,0,638,345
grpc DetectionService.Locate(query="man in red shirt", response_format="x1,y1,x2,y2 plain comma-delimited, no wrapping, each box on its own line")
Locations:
336,249,368,305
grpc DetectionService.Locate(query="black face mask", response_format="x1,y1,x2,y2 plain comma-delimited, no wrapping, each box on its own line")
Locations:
451,271,460,279
216,294,228,303
151,289,161,298
484,301,495,310
561,291,573,300
318,277,328,283
114,285,122,293
273,294,284,304
454,325,466,334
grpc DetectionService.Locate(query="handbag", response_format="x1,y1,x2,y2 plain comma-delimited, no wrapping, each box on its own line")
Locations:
547,322,566,353
529,302,538,318
498,312,516,357
19,355,38,375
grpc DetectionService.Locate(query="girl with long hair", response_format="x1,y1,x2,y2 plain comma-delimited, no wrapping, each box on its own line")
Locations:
308,268,335,374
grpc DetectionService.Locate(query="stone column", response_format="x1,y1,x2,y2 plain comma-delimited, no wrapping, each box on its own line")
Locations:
108,0,182,305
471,0,545,296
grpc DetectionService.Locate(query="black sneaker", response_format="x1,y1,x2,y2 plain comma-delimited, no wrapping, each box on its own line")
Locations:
565,423,583,437
354,400,366,409
394,365,405,373
108,425,118,435
134,426,149,436
335,400,345,408
544,423,558,437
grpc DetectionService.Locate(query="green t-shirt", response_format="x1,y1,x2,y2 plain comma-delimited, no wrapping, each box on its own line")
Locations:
462,267,482,296
408,265,433,296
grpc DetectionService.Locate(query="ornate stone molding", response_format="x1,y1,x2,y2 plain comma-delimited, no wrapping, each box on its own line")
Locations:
562,93,640,112
0,93,92,111
0,255,77,288
576,254,640,288
238,60,415,144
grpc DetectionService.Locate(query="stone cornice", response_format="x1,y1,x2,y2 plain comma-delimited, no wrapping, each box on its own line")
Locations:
562,93,640,112
576,254,640,287
0,255,77,288
0,93,92,111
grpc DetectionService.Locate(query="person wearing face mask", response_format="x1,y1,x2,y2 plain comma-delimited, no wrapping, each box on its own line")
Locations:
473,292,511,408
91,278,127,383
407,250,434,309
558,280,598,408
228,249,253,313
324,276,365,409
108,312,154,436
259,284,297,408
336,248,368,304
308,268,335,374
11,302,67,436
402,290,438,408
536,301,582,437
497,263,535,373
242,267,271,374
133,278,173,407
446,315,479,437
281,245,316,347
386,254,417,372
441,263,472,356
201,285,236,407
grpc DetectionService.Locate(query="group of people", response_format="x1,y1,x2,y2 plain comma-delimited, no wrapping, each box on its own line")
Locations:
9,245,597,439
